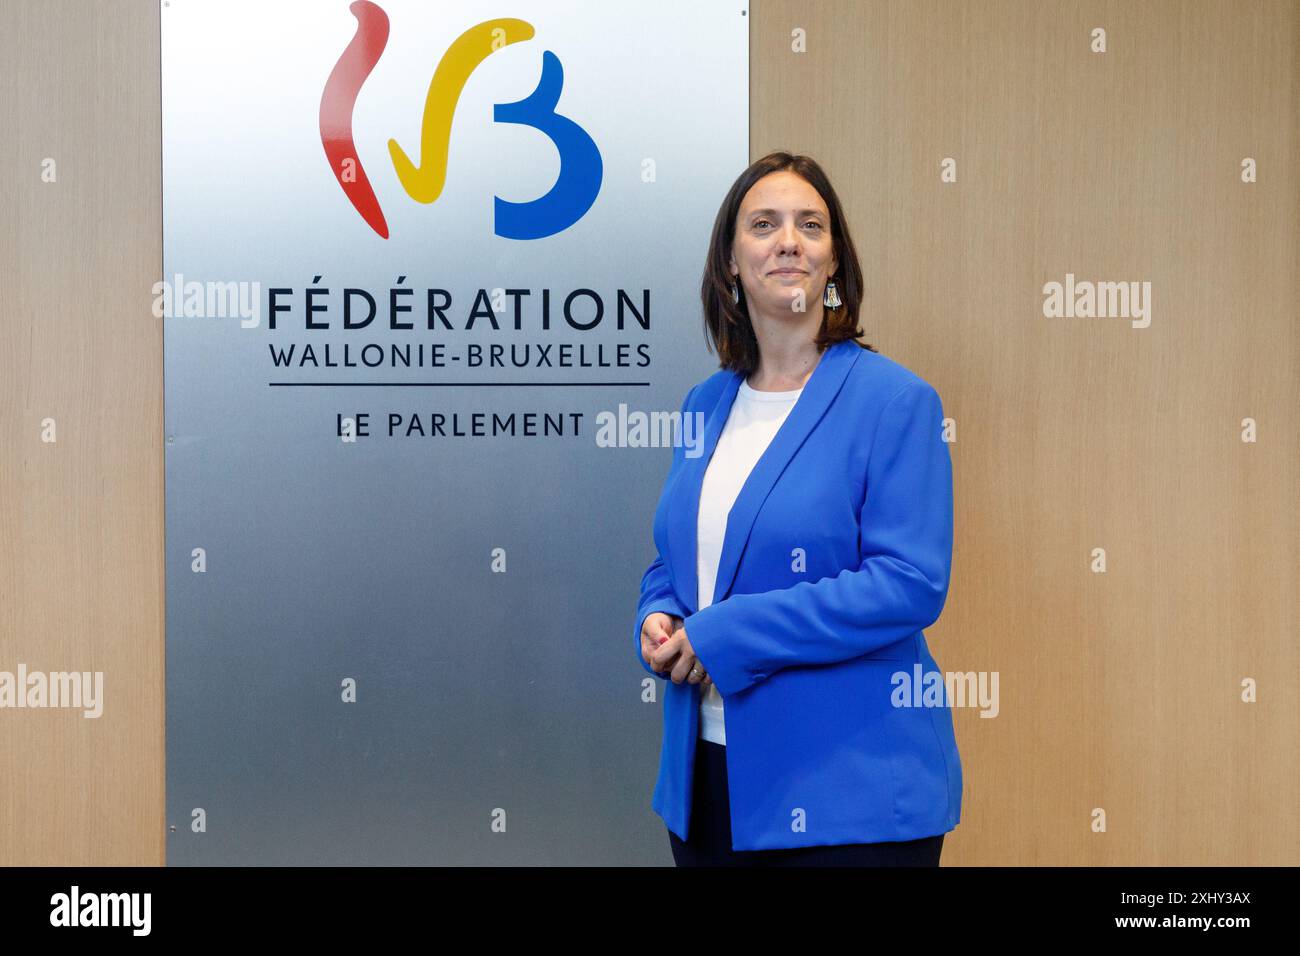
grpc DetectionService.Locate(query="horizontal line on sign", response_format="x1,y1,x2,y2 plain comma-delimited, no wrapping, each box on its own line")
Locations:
268,382,653,387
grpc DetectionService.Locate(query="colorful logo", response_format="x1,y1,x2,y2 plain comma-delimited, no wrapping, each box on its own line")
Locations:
319,0,603,240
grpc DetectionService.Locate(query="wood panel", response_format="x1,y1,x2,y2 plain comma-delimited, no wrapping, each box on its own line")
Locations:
0,0,164,865
751,0,1298,864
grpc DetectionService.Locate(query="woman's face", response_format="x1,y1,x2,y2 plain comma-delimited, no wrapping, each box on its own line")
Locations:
729,171,838,318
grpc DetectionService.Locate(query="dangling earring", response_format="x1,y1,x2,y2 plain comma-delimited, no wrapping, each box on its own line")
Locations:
731,279,740,304
823,278,842,309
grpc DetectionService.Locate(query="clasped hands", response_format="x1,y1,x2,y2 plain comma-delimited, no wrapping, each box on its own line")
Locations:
640,612,712,687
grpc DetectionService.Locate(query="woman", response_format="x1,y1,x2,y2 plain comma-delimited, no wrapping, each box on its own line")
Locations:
634,151,961,866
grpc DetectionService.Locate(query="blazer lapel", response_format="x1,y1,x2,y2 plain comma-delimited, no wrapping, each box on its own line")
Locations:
667,339,861,613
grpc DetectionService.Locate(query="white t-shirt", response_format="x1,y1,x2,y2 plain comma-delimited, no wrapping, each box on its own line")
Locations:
696,378,803,745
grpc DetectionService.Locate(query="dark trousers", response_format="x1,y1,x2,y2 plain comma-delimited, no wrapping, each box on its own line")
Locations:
669,739,945,867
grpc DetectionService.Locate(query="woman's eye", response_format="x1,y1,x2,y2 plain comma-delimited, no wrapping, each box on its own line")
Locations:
754,221,821,231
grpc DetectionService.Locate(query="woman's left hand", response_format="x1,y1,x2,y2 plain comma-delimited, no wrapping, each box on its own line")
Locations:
650,625,711,687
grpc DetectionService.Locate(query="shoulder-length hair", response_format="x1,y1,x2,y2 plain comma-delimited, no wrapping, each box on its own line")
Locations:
700,151,875,373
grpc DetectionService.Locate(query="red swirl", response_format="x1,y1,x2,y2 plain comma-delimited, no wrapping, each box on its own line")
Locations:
319,1,391,238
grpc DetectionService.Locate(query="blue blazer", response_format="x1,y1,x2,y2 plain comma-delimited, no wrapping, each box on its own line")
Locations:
633,338,962,851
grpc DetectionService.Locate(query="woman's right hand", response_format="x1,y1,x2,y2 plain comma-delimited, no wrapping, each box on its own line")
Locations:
640,612,679,674
640,612,711,686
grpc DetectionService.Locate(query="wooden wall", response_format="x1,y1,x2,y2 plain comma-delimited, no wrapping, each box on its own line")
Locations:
750,0,1298,864
1,0,164,865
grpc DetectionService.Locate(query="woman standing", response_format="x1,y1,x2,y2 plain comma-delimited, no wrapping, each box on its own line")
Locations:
634,152,962,866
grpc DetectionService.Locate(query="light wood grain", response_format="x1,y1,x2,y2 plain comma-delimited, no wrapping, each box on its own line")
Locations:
751,0,1299,864
0,0,164,865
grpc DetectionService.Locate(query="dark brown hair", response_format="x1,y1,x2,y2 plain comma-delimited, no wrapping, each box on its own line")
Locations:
700,151,876,373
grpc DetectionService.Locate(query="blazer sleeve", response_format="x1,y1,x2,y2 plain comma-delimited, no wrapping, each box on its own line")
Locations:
631,382,699,679
685,380,953,697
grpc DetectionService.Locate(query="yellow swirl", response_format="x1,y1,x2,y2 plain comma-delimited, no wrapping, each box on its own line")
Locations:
389,19,536,204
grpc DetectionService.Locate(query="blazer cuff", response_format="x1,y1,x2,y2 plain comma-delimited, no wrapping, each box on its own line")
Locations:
685,600,765,697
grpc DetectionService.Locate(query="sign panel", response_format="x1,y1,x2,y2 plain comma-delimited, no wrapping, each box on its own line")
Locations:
162,0,748,863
